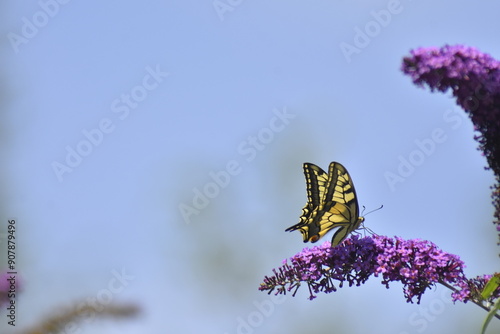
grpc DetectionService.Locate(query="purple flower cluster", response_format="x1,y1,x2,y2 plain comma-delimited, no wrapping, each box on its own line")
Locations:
401,45,500,133
259,236,380,300
451,274,500,304
401,45,500,242
259,235,468,303
373,236,465,303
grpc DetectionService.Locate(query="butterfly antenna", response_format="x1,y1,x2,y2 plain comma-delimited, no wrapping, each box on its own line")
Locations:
362,204,383,217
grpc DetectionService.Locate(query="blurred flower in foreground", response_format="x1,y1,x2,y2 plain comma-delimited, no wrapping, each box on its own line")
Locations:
0,271,20,307
21,301,140,334
401,45,500,240
0,271,139,334
259,235,499,306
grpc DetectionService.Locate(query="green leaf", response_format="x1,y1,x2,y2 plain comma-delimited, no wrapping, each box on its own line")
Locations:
481,275,500,301
480,297,500,334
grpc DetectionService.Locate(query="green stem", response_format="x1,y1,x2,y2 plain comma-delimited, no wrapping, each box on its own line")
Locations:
438,281,500,320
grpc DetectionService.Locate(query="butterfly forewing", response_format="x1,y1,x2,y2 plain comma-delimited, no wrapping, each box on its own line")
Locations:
325,162,360,220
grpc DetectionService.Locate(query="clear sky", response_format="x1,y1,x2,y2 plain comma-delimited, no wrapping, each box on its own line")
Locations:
1,1,499,333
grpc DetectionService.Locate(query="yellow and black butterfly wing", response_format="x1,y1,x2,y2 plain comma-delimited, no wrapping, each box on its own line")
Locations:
319,162,364,246
284,163,329,240
304,163,329,209
286,162,364,246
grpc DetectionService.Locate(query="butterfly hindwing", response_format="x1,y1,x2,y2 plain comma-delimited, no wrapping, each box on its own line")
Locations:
285,163,329,236
285,162,364,246
305,163,329,208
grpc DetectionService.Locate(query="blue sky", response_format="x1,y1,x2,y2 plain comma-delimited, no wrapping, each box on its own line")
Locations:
1,1,499,333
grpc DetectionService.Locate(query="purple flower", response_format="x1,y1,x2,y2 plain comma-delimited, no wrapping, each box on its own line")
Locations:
401,45,500,245
0,271,19,307
451,274,500,304
259,235,468,303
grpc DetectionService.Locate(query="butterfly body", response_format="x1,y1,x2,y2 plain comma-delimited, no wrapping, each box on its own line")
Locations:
285,162,364,246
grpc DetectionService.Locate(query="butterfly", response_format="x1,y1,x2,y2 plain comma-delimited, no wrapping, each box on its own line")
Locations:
285,162,365,246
